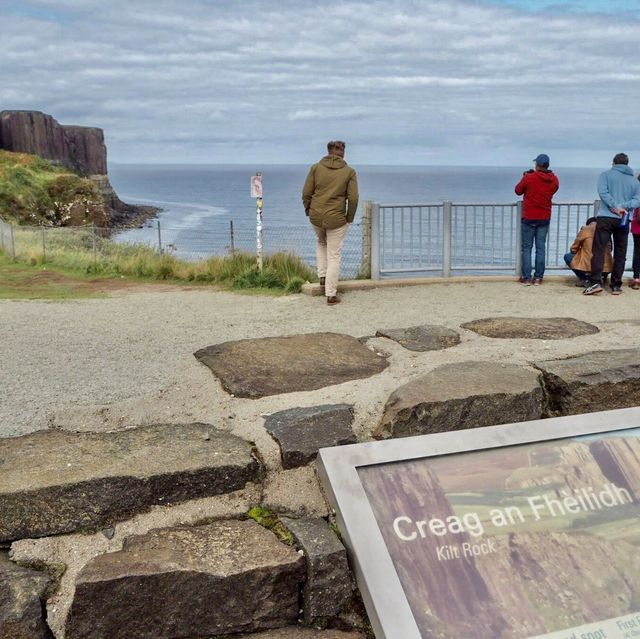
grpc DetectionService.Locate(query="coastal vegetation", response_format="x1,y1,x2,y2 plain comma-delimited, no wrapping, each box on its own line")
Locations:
0,150,106,226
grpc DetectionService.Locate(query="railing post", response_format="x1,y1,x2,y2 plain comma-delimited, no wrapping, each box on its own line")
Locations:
157,219,162,254
515,201,523,277
593,199,600,216
360,201,372,278
229,220,235,254
10,224,15,259
370,202,380,280
442,201,452,278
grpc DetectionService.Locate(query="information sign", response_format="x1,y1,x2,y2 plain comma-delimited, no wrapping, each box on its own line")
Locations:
250,174,263,198
318,407,640,639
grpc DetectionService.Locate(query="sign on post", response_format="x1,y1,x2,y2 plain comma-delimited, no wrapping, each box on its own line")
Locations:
318,407,640,639
251,173,263,271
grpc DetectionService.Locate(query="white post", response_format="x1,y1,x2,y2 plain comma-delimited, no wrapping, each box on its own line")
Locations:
256,196,264,271
443,201,452,278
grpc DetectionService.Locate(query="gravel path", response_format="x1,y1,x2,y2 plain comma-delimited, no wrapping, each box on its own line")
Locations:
1,279,639,440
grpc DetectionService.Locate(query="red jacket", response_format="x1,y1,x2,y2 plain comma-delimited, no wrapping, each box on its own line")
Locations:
515,169,559,221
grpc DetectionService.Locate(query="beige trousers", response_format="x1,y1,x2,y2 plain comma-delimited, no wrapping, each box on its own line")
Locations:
312,223,349,297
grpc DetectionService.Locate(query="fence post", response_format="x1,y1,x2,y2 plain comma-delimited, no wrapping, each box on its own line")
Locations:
42,226,46,263
229,220,235,255
370,202,380,280
515,201,523,277
443,201,452,278
360,201,372,278
157,219,162,254
92,223,97,265
10,224,15,259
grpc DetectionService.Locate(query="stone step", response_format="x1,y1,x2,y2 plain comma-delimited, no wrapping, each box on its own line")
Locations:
0,423,261,542
376,361,544,438
0,552,52,639
66,520,305,639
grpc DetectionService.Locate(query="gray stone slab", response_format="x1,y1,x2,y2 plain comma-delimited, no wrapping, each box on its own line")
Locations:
462,316,599,339
238,629,365,638
282,517,352,623
536,348,640,416
0,553,53,639
195,332,388,398
265,405,356,469
375,361,544,439
375,324,460,351
0,424,261,542
66,520,305,639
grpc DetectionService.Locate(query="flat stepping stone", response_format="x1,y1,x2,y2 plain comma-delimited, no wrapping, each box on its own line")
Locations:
375,361,543,439
265,405,356,469
462,316,599,339
0,553,52,639
66,520,305,639
0,423,260,543
282,517,352,623
195,332,388,398
536,348,640,416
375,324,460,351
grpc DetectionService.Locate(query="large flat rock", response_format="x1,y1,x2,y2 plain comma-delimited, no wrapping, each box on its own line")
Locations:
375,361,544,439
265,405,356,469
194,332,388,398
66,520,305,639
0,423,261,542
536,348,640,416
375,324,460,351
462,316,599,339
0,553,52,639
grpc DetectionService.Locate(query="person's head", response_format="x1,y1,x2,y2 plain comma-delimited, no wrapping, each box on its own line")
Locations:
586,216,597,225
533,153,550,169
613,152,629,165
327,140,346,158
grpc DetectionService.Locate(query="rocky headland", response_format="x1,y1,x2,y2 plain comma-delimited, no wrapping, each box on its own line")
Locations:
0,110,157,227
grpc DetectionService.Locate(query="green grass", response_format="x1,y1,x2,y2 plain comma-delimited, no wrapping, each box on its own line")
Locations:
0,150,104,225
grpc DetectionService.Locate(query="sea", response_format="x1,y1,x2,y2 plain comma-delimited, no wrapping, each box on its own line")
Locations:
108,164,606,276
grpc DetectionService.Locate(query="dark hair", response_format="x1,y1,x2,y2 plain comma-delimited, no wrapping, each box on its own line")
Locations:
585,217,597,225
613,153,629,165
327,140,346,152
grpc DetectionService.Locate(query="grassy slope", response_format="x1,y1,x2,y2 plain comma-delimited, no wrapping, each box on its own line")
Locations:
0,150,102,225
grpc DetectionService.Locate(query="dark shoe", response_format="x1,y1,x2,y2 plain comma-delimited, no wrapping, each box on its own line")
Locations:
327,296,341,305
611,286,623,295
583,283,603,295
319,277,326,294
532,277,542,286
575,278,588,287
518,277,532,286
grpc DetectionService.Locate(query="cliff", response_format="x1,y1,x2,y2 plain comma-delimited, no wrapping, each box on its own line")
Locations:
0,110,156,226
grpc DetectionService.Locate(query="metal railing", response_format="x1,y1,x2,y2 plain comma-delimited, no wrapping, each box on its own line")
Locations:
371,200,601,279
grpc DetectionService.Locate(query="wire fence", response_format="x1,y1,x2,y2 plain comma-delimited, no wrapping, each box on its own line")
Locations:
0,217,368,279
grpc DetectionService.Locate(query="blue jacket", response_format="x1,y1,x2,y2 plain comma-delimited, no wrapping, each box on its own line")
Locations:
597,164,640,220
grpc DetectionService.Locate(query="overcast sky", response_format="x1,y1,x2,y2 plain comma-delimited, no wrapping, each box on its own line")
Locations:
2,0,640,166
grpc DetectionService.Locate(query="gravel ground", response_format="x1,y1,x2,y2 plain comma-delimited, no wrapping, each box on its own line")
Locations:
2,278,639,442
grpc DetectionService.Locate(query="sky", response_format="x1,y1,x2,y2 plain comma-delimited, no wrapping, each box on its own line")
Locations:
1,0,640,166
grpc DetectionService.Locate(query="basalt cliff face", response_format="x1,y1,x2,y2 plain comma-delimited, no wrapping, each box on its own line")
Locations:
0,110,156,226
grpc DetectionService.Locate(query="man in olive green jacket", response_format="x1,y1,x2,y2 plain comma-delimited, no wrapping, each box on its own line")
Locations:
302,140,359,305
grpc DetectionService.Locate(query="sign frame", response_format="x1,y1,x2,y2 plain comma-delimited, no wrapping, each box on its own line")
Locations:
317,406,640,639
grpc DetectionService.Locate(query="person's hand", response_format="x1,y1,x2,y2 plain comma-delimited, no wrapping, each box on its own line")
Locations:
610,207,624,216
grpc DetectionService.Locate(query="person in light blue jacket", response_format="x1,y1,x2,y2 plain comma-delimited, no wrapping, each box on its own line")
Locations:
584,153,640,295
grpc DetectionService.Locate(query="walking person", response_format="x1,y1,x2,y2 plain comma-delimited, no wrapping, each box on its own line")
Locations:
515,153,559,286
302,140,358,305
584,153,640,295
631,174,640,290
563,217,612,286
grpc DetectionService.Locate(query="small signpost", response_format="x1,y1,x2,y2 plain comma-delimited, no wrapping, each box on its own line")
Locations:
251,173,263,271
319,407,640,639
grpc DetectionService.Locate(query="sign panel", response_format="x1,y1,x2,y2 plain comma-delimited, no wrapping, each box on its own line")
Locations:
318,408,640,639
250,174,263,198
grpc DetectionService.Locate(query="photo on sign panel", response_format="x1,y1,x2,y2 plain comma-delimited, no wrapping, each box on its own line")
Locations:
357,428,640,639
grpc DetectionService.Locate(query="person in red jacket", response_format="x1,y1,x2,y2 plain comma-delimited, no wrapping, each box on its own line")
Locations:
515,154,560,285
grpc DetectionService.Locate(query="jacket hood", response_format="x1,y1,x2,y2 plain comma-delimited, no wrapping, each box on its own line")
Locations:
535,168,556,182
612,164,634,176
320,155,347,169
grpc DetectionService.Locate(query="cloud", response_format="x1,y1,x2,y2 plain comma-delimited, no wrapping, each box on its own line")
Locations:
0,0,639,166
